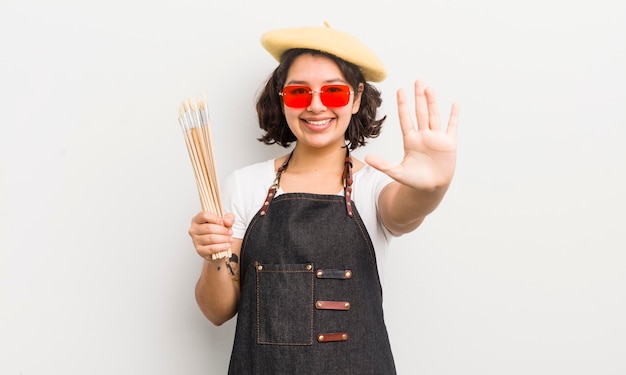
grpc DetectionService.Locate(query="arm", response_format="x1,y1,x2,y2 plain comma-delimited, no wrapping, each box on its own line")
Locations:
366,80,460,235
189,211,241,325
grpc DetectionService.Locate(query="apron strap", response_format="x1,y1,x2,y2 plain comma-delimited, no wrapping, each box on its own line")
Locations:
260,148,353,218
260,151,292,216
342,150,354,217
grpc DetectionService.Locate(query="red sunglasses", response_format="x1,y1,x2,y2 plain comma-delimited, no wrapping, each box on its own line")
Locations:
280,84,354,108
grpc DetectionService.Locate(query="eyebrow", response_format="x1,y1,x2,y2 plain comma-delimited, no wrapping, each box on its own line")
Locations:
285,78,347,86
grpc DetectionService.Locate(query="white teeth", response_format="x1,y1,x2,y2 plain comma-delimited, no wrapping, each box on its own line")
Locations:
306,119,331,126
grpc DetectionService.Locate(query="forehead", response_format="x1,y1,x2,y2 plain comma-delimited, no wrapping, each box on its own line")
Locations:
285,53,346,84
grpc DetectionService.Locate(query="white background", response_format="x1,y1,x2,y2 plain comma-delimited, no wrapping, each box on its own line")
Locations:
1,0,625,374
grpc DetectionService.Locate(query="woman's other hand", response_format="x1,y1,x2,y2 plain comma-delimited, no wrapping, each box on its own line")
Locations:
188,211,234,261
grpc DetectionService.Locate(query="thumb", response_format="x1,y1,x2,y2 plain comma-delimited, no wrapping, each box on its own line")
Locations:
365,154,395,173
222,213,236,228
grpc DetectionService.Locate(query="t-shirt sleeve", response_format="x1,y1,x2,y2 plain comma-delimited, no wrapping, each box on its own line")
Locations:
222,170,248,239
222,160,274,239
372,170,398,239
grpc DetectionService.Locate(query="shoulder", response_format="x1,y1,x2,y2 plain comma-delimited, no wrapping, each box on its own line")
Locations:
227,159,275,183
223,159,276,238
353,163,393,195
351,164,393,221
223,158,275,207
223,159,279,197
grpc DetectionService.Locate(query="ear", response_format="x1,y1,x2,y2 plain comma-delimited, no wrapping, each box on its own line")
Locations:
351,83,365,114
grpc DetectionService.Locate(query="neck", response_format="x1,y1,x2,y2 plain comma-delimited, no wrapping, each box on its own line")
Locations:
288,144,348,173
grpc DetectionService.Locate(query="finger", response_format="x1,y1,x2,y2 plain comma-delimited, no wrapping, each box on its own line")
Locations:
222,213,235,228
446,102,460,140
396,88,415,136
189,216,232,242
194,231,233,247
414,80,429,131
197,242,233,260
192,211,223,225
365,154,405,182
192,220,233,236
364,154,395,173
425,87,440,131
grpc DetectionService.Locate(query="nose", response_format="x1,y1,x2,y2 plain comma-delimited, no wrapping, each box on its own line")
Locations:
307,90,326,113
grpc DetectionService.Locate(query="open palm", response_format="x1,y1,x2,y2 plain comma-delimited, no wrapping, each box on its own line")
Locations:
366,80,459,190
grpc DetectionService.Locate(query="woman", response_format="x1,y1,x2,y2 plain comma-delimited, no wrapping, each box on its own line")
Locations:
189,23,459,374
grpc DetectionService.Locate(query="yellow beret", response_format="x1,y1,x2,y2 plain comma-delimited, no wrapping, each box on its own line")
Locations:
260,21,387,82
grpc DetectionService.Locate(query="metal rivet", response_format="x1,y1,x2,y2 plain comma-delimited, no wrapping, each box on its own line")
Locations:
316,270,324,277
260,211,266,216
318,335,324,341
257,265,263,271
345,271,352,278
306,264,313,270
344,302,350,309
342,334,348,340
316,302,323,308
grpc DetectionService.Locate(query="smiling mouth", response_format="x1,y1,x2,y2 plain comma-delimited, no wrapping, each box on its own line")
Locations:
304,119,332,126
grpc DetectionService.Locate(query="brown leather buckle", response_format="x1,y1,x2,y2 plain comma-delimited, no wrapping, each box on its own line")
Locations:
315,300,351,310
317,332,349,343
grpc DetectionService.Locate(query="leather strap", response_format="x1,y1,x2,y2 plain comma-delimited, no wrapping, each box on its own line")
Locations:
317,332,349,343
342,151,354,217
315,300,351,310
260,152,292,216
261,148,354,217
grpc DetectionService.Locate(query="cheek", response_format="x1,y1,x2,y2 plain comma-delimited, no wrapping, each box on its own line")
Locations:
283,108,302,129
283,107,299,119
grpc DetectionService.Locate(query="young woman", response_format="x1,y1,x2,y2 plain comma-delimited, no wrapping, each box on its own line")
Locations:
188,23,459,374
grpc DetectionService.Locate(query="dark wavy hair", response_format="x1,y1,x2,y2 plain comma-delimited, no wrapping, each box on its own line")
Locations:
256,48,386,150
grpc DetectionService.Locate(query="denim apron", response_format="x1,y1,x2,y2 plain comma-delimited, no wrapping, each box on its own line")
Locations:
228,151,397,374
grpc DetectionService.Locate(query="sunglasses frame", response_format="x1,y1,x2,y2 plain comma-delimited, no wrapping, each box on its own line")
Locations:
279,84,354,108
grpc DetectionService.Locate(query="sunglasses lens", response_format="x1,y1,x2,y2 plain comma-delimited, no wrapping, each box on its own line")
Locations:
281,85,352,108
281,86,311,108
320,85,351,107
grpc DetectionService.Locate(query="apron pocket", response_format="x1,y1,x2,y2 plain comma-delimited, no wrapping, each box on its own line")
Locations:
255,262,314,345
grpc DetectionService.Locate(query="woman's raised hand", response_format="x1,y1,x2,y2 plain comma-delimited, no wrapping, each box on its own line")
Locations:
366,80,459,191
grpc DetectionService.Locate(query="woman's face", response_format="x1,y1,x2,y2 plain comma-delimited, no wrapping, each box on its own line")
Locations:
282,53,362,151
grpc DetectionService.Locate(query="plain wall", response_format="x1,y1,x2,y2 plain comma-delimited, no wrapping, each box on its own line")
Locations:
1,0,625,374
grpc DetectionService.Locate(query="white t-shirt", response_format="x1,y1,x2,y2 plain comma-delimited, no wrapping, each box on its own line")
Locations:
222,159,395,282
